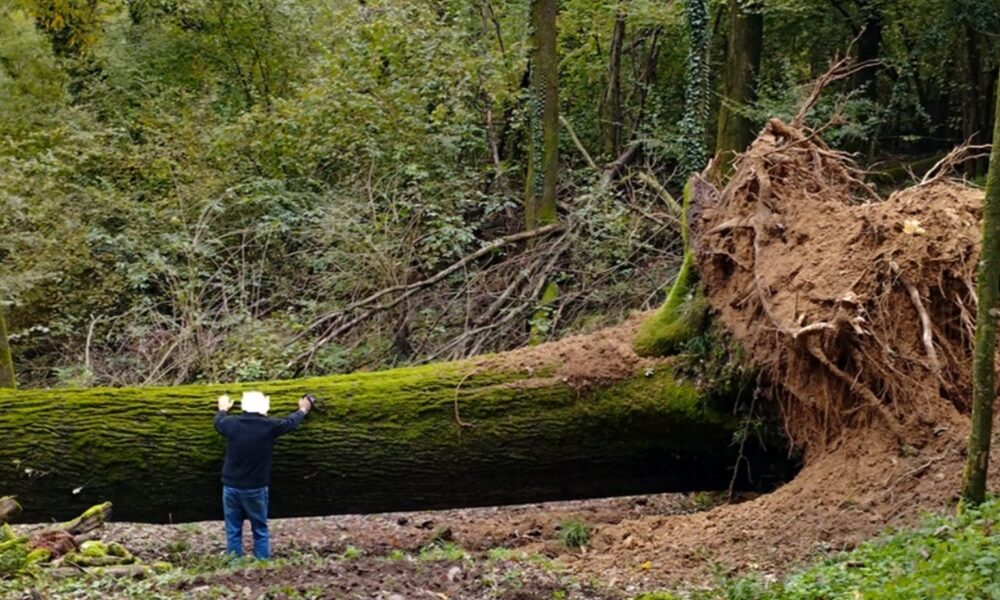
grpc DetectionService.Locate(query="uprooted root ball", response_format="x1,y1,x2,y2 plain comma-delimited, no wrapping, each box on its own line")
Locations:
691,118,983,458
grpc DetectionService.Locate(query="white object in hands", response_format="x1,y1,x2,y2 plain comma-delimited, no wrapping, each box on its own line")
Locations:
240,391,270,415
217,394,234,412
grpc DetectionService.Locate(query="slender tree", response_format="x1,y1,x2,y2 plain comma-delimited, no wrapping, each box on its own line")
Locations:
715,0,763,177
961,68,1000,506
524,0,559,230
0,304,14,389
599,1,627,159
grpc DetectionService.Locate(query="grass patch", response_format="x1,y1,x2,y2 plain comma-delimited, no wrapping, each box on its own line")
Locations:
558,519,590,549
417,541,469,562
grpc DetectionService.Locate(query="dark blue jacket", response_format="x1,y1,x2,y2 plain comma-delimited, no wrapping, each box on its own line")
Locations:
214,410,306,489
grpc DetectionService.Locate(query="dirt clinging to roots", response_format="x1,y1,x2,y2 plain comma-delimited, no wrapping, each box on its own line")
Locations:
692,118,982,457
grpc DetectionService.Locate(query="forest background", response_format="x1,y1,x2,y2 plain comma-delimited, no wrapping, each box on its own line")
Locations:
1,0,998,389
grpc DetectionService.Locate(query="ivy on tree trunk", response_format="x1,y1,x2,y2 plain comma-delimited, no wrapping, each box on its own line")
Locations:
524,0,559,230
679,0,710,177
634,0,713,357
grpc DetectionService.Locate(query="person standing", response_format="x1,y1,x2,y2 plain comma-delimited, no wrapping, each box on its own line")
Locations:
214,391,313,560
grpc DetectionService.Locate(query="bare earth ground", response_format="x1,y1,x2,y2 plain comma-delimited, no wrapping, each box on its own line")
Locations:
13,492,734,598
122,492,717,599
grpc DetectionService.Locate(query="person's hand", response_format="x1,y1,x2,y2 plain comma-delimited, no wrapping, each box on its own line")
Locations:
218,394,234,412
298,396,313,414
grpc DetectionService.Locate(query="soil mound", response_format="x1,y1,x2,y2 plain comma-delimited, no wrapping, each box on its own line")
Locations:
473,312,665,388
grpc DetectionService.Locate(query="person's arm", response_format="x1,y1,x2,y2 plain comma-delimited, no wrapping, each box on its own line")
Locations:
214,395,235,435
272,396,312,437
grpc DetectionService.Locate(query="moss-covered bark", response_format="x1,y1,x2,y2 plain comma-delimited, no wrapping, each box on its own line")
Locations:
0,354,790,523
636,0,714,357
634,180,708,356
0,304,15,389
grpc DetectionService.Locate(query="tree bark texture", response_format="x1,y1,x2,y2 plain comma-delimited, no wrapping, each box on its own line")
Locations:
961,67,1000,505
714,0,762,176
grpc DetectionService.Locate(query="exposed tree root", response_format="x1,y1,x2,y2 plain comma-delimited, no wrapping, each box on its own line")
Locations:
690,117,983,458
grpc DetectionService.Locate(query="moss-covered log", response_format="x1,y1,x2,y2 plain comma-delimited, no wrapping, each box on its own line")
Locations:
0,351,792,523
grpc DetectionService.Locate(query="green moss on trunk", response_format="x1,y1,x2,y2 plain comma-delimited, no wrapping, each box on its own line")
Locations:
0,305,15,389
0,352,789,523
635,180,708,356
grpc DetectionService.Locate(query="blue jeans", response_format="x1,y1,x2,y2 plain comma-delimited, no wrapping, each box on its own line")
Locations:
223,486,270,559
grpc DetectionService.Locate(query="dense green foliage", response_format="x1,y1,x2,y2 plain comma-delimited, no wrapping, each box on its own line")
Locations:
1,0,997,387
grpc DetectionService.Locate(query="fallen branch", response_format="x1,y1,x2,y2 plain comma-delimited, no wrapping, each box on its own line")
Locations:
46,565,154,580
287,224,564,370
919,142,992,187
559,116,643,191
61,502,112,537
601,143,642,189
634,171,684,220
560,116,599,171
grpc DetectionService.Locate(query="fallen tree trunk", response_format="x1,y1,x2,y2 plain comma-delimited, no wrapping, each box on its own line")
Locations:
0,324,793,523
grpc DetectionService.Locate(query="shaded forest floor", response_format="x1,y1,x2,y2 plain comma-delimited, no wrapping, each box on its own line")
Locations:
9,454,999,600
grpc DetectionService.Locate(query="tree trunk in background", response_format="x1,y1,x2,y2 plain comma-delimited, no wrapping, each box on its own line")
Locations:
679,0,710,177
524,0,559,230
630,27,661,135
600,3,627,159
0,305,15,389
961,22,990,177
961,69,1000,506
0,354,792,523
842,1,881,158
714,0,762,177
848,1,881,101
